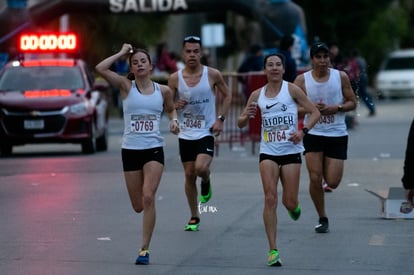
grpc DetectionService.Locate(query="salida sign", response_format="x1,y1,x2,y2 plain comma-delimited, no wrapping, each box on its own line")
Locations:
25,0,253,20
109,0,188,13
0,0,260,45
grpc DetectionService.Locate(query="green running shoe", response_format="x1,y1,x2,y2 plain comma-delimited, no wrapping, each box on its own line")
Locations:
268,249,282,266
288,204,301,221
184,217,200,231
200,178,212,203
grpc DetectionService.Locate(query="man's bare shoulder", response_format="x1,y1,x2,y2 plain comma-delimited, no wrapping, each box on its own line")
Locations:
206,66,225,83
338,69,350,79
293,73,306,87
167,71,179,87
206,66,221,75
168,70,179,80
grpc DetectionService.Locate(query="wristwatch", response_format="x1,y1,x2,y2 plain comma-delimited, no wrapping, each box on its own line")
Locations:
218,115,225,122
302,127,309,135
338,105,343,112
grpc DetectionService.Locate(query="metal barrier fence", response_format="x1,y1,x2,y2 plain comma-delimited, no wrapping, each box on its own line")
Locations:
215,72,267,156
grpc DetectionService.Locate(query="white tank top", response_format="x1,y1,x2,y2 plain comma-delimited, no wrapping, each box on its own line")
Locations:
258,80,304,156
303,68,347,137
122,81,164,149
177,66,216,140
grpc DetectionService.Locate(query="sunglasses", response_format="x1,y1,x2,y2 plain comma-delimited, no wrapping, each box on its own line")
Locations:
183,36,202,47
183,36,201,42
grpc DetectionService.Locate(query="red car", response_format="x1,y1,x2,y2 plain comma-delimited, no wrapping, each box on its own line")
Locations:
0,57,109,156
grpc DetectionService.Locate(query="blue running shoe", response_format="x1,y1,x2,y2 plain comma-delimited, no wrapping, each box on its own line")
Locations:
135,249,149,265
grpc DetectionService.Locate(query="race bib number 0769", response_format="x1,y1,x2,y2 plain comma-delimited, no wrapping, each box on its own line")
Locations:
130,114,159,133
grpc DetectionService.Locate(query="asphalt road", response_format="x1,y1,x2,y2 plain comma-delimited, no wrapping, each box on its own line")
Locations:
1,98,414,275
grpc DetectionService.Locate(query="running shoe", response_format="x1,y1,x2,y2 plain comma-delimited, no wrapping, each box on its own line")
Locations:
268,249,282,266
135,249,150,265
288,204,301,221
315,217,329,233
200,178,212,203
184,216,200,231
322,181,333,192
400,201,413,214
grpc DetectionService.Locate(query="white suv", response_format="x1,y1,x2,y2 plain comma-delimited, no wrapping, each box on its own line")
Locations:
375,49,414,98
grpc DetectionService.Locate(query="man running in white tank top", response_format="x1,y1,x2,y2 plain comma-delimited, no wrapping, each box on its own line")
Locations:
294,42,357,234
168,36,232,231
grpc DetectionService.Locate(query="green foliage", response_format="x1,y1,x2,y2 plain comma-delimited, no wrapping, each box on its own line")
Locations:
360,7,409,75
64,14,169,67
296,0,391,47
294,0,411,81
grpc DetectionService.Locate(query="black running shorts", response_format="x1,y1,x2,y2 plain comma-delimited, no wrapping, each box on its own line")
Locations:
121,147,164,171
259,153,302,166
303,134,348,160
179,136,215,162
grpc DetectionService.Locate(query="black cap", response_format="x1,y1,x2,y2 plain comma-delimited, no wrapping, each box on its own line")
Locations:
310,42,329,57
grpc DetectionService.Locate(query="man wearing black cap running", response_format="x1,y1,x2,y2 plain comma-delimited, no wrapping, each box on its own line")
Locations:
294,42,357,233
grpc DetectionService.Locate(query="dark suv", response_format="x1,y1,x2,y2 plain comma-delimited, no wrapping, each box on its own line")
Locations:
0,58,109,156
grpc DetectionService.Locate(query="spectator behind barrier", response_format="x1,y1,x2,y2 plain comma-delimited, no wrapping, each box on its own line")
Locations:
278,34,297,82
237,44,264,99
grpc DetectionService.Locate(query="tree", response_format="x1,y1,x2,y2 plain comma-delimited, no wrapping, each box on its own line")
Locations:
294,0,410,81
360,6,409,75
63,14,169,67
295,0,391,46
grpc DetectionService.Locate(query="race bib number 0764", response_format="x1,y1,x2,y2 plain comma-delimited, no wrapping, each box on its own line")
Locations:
263,130,288,143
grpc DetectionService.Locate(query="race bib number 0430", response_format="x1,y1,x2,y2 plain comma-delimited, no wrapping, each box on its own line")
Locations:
318,115,335,124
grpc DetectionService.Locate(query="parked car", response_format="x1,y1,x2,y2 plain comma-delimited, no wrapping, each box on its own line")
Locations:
0,58,109,156
375,49,414,99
